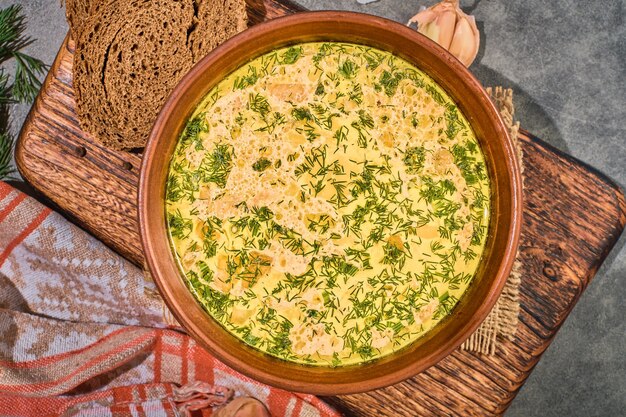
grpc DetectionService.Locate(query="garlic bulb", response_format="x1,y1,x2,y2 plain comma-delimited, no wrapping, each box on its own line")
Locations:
407,0,480,67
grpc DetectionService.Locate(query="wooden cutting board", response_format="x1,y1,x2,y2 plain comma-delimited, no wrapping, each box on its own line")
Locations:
15,0,626,415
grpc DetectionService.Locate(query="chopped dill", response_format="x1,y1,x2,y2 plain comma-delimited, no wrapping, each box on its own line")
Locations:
200,143,233,188
281,46,303,64
166,173,183,202
348,83,363,104
179,115,208,150
356,110,374,129
363,49,384,69
444,104,464,140
252,157,272,172
379,70,405,96
233,65,259,90
425,84,445,105
403,146,426,174
168,209,192,239
419,177,455,203
257,111,286,134
333,125,349,147
338,59,359,79
292,107,313,121
248,93,271,118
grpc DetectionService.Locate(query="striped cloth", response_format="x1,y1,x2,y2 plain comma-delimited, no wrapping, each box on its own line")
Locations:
0,181,341,417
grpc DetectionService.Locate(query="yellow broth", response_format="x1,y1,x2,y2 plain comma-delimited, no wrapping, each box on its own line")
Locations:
165,42,491,366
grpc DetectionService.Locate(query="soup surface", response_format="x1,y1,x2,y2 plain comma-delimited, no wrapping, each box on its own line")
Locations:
166,42,491,366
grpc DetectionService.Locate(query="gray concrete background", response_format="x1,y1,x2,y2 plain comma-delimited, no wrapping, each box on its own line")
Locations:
6,0,625,415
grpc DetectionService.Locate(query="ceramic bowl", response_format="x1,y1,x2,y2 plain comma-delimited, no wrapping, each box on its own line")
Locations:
139,11,522,395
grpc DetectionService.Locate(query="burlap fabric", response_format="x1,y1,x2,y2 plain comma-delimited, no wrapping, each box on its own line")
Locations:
461,87,523,354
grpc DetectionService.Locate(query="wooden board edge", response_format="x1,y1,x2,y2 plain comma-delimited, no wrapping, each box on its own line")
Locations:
15,35,70,186
521,128,626,231
520,129,626,266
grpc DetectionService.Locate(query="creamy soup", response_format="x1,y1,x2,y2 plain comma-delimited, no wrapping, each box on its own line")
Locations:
166,42,490,366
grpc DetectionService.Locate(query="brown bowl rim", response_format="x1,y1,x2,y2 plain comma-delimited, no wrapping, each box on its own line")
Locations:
139,11,523,395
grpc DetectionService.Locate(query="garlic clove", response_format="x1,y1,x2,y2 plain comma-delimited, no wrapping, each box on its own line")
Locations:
449,15,480,67
407,0,481,67
409,8,438,28
420,20,441,44
435,10,457,49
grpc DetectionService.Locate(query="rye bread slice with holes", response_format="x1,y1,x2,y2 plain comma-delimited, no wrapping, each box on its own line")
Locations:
65,0,95,37
73,0,248,150
65,0,110,38
188,0,249,61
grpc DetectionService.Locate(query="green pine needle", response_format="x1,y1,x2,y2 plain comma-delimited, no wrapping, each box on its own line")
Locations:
0,4,48,180
0,70,11,104
0,5,48,103
11,51,46,102
0,5,27,55
0,132,15,180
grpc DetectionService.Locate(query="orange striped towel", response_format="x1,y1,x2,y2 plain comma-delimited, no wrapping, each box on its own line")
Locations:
0,181,341,417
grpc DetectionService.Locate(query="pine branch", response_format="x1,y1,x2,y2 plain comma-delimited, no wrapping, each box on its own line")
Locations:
0,4,48,180
12,51,46,102
0,5,32,63
0,5,48,103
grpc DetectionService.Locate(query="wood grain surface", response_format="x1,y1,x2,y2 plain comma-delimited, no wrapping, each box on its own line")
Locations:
15,0,626,415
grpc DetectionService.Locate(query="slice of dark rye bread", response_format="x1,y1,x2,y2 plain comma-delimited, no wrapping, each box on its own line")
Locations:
71,0,248,150
65,0,91,37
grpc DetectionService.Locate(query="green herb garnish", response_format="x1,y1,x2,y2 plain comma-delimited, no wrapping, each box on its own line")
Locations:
338,59,359,79
403,146,426,174
281,46,303,64
252,157,272,172
200,143,233,188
